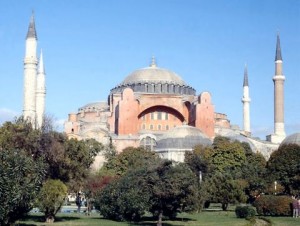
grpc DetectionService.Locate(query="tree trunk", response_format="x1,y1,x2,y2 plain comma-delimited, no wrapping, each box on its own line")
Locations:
157,210,163,226
222,203,228,211
45,214,55,223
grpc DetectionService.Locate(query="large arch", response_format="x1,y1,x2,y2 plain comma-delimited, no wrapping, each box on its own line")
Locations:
138,105,185,122
138,105,185,132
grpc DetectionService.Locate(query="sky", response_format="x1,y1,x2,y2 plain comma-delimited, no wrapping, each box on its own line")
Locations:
0,0,299,139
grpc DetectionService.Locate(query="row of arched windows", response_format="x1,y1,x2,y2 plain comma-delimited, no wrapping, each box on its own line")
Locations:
141,124,173,131
111,83,195,95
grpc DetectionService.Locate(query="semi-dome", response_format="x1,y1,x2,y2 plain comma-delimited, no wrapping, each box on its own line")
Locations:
156,125,212,149
280,133,300,146
121,64,186,86
79,102,109,112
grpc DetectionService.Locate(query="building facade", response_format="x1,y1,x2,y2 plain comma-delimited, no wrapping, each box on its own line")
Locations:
65,58,216,152
64,36,286,166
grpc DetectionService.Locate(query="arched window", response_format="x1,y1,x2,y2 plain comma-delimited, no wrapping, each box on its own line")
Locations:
140,135,157,151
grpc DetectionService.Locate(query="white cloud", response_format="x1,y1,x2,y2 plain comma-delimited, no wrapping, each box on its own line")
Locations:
0,108,19,124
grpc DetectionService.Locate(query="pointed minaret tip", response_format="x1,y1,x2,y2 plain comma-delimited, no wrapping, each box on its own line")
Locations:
38,50,45,74
26,12,37,39
243,63,249,87
275,32,282,61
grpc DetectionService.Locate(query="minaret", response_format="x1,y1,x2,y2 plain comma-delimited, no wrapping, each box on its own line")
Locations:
36,50,46,129
23,13,38,126
242,64,251,135
267,33,286,143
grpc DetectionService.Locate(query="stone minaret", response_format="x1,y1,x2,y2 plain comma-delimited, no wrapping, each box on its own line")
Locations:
242,64,251,135
36,50,46,129
267,34,286,143
23,14,38,126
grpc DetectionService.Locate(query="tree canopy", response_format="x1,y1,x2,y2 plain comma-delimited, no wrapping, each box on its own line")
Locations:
101,146,159,176
267,143,300,195
97,160,198,226
210,136,247,174
36,179,68,223
0,149,45,226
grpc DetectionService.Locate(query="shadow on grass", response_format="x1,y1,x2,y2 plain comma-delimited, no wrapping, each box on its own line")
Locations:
127,216,195,226
18,214,81,225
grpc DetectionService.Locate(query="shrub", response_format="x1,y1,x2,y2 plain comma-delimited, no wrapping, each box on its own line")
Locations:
235,205,256,219
253,195,292,216
36,179,68,223
0,149,45,226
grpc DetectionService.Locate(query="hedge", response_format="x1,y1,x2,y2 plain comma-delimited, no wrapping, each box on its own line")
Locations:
235,205,256,219
253,195,292,216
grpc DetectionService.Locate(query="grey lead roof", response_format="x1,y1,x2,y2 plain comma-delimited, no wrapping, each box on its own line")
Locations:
275,34,282,61
121,62,187,86
243,64,249,87
280,133,300,147
156,125,212,149
26,14,37,39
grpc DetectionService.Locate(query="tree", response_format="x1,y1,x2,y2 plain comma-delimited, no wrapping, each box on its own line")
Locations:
147,161,198,225
267,144,300,195
205,172,247,210
0,118,104,191
97,160,199,226
0,118,41,156
101,146,159,176
242,152,267,202
210,137,247,175
63,138,104,191
96,168,151,221
0,149,45,226
36,179,67,223
185,145,212,179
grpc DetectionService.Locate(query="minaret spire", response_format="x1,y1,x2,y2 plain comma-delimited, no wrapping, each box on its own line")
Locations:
38,49,45,74
243,63,249,87
26,12,37,40
242,64,251,135
267,33,286,143
36,50,46,129
23,13,38,127
275,33,282,61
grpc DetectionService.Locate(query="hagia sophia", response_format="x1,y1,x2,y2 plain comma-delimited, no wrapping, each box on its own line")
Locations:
22,14,300,168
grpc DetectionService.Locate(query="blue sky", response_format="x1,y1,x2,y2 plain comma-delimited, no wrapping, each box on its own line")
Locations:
0,0,299,139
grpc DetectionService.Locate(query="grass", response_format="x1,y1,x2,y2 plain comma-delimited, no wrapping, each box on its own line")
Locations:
16,207,300,226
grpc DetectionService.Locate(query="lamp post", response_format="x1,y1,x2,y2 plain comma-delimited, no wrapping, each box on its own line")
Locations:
274,181,277,195
199,171,202,184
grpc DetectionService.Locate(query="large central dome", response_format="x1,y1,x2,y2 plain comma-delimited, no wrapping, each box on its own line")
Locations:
110,58,196,95
121,60,186,86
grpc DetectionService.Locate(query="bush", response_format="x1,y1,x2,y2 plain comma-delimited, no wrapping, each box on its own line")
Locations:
0,149,45,226
235,205,256,219
36,179,68,223
253,195,292,216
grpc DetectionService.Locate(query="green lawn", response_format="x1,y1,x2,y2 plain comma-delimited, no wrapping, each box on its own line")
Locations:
15,211,300,226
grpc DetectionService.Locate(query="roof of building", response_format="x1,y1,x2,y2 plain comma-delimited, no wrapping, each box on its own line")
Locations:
79,102,109,111
156,125,212,150
275,33,282,61
27,14,37,39
121,59,186,86
280,133,300,146
243,64,249,87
